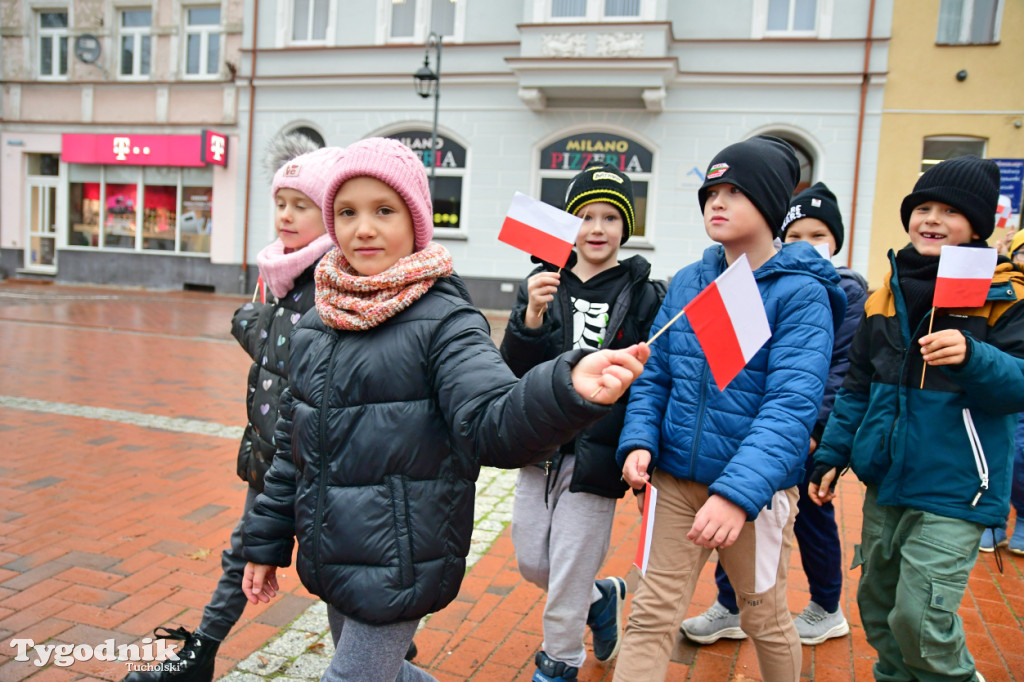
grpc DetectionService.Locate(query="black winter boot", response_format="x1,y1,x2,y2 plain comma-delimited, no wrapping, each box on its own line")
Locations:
405,639,418,661
122,627,219,682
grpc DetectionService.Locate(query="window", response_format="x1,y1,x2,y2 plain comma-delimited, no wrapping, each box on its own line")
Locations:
387,0,462,41
120,9,152,78
184,6,221,77
292,0,329,42
67,164,213,254
767,0,817,32
39,11,69,79
386,131,466,233
538,132,653,240
937,0,1002,45
921,136,986,173
548,0,645,20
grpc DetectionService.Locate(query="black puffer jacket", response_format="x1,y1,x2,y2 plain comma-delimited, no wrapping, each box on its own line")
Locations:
500,254,665,497
231,264,319,493
242,277,609,624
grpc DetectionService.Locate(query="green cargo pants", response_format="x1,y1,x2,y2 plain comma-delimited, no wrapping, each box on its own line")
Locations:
856,485,984,682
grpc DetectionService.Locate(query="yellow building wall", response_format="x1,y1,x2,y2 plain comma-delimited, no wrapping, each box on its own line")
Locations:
867,1,1024,285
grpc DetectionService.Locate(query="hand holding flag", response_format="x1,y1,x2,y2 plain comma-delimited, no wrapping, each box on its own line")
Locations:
498,192,583,268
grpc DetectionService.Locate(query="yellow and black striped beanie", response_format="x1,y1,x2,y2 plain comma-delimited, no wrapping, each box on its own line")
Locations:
564,164,636,244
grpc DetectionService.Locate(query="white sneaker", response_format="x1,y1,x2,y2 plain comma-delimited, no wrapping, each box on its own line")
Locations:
679,601,747,644
793,601,850,645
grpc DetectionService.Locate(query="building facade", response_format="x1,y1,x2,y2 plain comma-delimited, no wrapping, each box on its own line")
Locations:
0,0,243,290
867,0,1023,286
1,0,890,304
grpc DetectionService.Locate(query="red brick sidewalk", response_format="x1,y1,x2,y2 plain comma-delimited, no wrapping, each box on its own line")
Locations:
412,481,1024,680
0,280,1022,681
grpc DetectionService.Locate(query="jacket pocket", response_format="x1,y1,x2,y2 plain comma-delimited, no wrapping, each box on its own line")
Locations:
387,475,415,589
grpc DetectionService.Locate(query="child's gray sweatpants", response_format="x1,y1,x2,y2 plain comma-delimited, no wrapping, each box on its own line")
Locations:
511,455,617,668
324,606,433,681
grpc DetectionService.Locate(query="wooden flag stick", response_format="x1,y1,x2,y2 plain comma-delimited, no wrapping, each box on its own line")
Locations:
919,308,936,389
589,305,687,399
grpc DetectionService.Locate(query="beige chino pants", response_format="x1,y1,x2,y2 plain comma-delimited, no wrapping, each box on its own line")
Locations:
613,471,801,682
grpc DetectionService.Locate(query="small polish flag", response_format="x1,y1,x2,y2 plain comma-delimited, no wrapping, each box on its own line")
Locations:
255,276,266,304
498,192,583,268
996,194,1013,229
933,245,997,309
684,253,771,391
633,483,658,576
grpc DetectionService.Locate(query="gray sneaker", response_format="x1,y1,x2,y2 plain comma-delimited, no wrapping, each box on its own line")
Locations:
679,601,746,644
793,601,850,645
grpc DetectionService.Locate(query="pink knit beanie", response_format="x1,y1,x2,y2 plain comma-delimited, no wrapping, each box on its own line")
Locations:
271,146,344,209
322,137,434,252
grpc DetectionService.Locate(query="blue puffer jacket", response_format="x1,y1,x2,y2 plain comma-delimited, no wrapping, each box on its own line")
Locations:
616,241,844,520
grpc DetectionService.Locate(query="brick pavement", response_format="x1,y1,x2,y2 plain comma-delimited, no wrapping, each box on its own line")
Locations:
1,280,1022,681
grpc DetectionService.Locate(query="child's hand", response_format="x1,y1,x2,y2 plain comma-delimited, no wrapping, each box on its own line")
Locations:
808,463,838,506
688,494,745,549
525,271,561,328
242,562,280,604
572,344,650,404
623,449,652,488
919,329,968,366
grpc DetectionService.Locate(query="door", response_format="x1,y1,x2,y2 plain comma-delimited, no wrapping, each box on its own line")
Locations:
25,176,59,273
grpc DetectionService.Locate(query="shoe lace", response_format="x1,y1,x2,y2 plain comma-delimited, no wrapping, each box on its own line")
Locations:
153,627,202,661
798,605,828,625
704,603,733,623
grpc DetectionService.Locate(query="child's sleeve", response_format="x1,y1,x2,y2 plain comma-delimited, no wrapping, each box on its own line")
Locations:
708,280,835,519
241,387,298,567
813,280,867,443
614,284,676,468
814,313,874,471
942,298,1024,414
232,301,269,361
432,307,610,469
499,269,560,377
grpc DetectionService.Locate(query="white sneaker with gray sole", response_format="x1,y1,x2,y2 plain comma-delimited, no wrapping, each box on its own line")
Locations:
793,601,850,645
679,601,747,644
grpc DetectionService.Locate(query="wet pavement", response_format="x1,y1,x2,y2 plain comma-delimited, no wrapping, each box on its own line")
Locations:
0,279,1021,681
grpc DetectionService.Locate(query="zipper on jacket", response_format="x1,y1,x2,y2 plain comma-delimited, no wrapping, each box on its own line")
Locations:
962,408,990,508
312,339,344,591
690,364,711,474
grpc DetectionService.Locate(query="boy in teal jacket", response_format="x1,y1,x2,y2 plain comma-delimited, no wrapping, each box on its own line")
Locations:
812,156,1024,682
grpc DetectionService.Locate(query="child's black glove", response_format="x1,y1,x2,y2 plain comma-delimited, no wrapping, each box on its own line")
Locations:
810,462,840,493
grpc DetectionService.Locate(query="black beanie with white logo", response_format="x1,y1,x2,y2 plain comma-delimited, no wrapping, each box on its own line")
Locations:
698,135,800,237
899,155,1000,240
564,164,636,244
781,182,846,254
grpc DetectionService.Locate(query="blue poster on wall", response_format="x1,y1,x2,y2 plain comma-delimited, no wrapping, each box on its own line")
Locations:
993,158,1023,213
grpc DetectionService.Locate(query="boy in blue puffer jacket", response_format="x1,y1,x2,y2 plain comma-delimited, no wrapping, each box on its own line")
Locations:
614,136,845,682
811,155,1024,682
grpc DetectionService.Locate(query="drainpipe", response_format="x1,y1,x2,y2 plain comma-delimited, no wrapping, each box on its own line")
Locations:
239,0,259,293
847,0,876,268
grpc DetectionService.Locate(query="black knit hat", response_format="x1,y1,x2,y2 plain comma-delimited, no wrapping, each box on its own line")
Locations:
781,182,846,254
698,135,801,237
899,155,1001,240
564,163,636,244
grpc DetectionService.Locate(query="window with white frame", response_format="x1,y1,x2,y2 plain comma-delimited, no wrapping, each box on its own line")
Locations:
119,9,152,78
766,0,817,33
291,0,329,43
921,136,987,174
184,5,222,77
38,10,69,79
547,0,648,20
387,0,463,41
386,130,466,233
937,0,1002,45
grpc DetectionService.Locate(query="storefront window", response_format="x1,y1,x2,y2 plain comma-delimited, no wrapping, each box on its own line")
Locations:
539,132,653,240
387,130,466,233
65,164,213,254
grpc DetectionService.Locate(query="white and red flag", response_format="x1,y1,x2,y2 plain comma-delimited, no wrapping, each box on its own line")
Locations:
498,192,583,268
633,483,658,576
684,254,771,391
933,245,997,309
996,195,1013,229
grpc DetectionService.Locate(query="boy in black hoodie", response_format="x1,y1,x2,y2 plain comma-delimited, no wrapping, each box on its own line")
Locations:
500,164,664,682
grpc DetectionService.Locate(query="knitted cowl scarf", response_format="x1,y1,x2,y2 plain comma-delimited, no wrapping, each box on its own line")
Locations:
314,242,454,331
257,233,335,300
